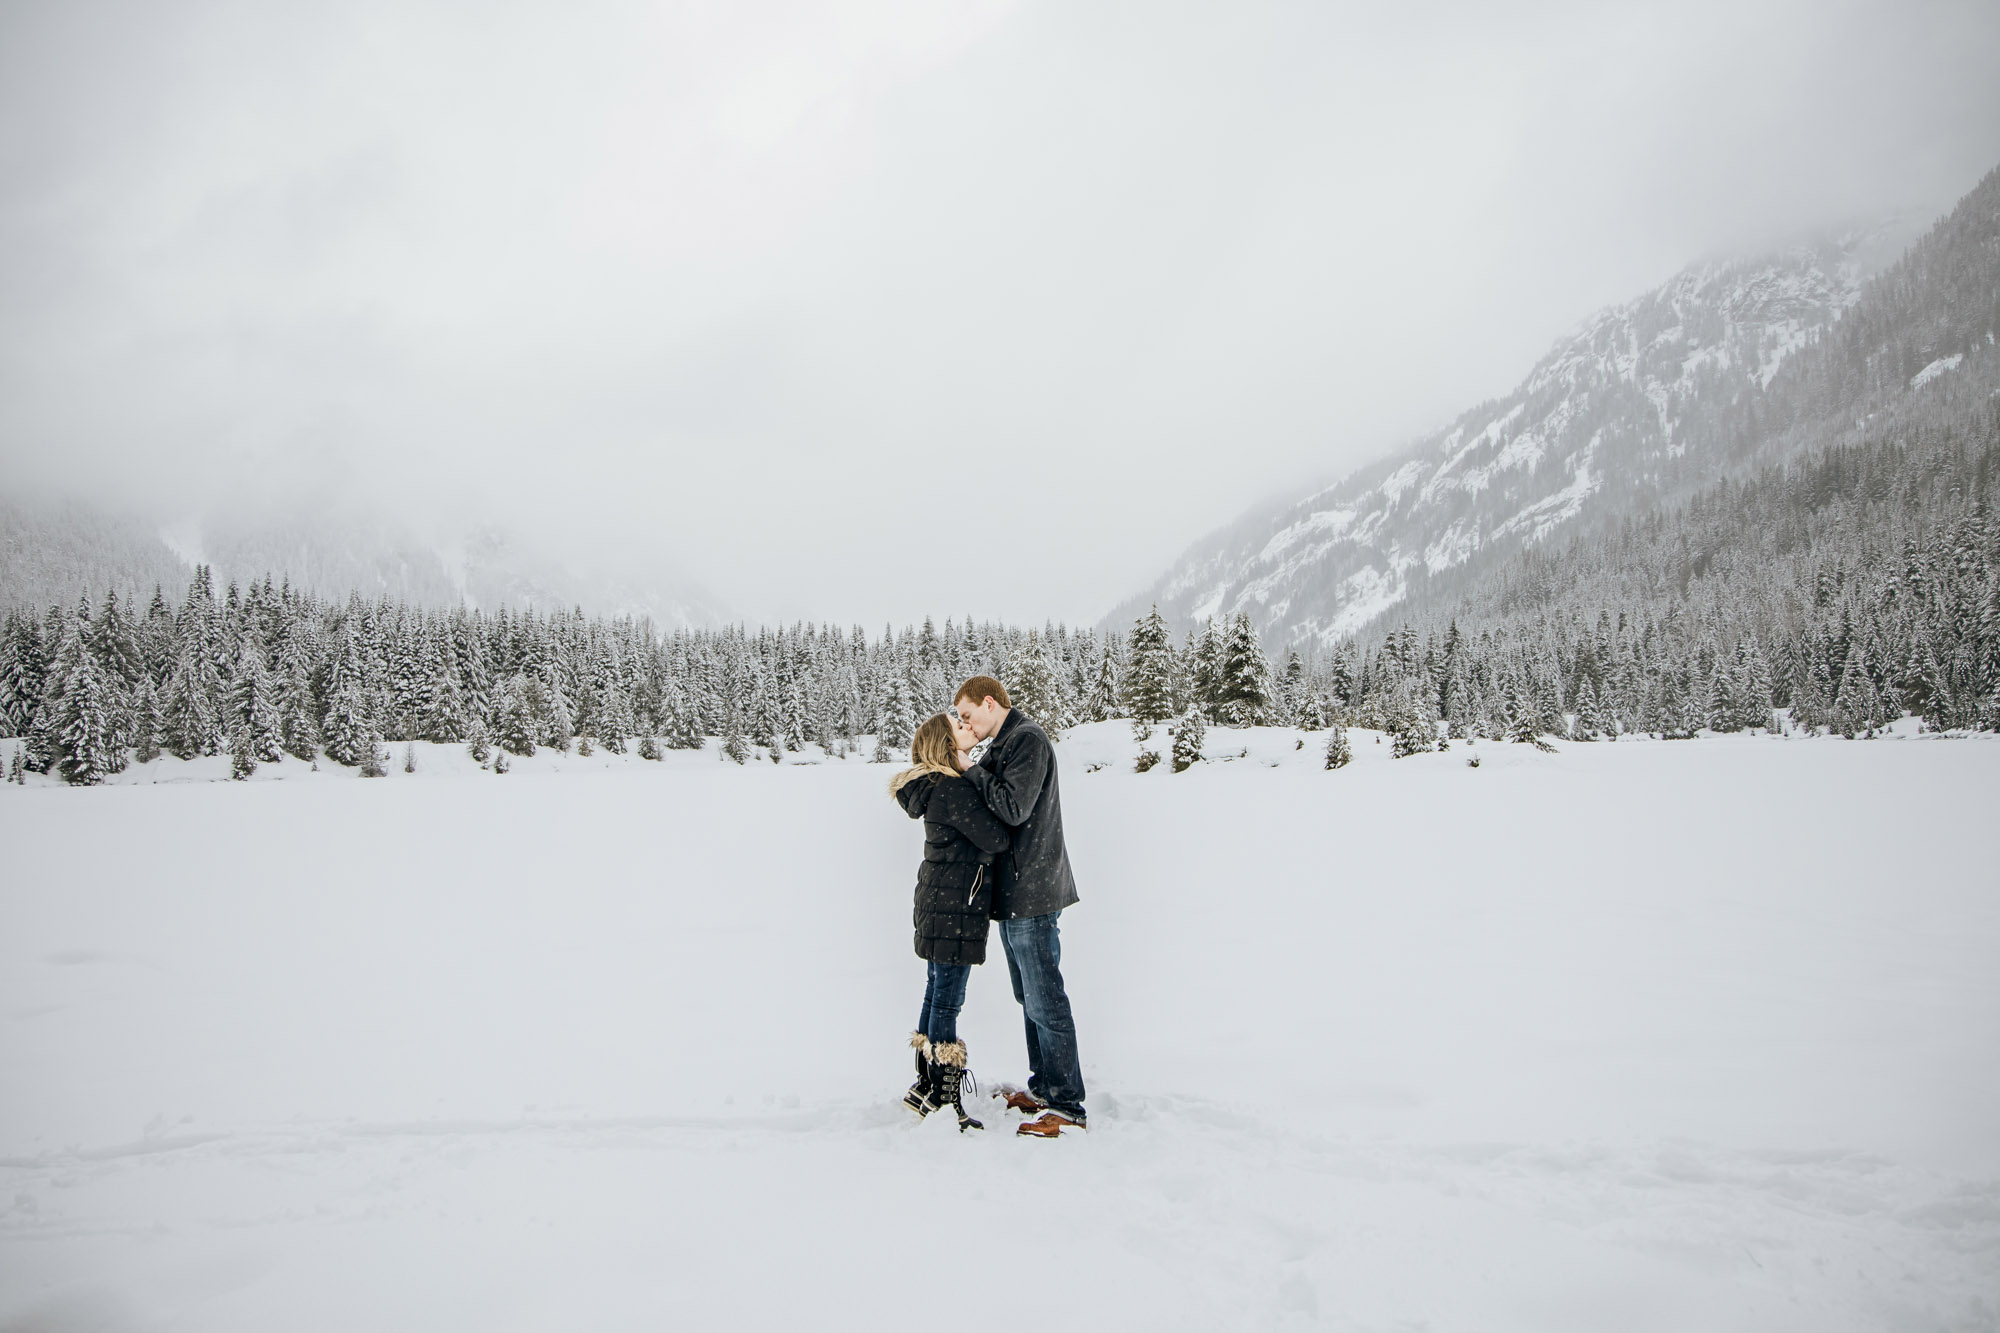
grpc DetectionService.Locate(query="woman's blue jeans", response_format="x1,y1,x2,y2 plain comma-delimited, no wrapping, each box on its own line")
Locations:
917,961,971,1045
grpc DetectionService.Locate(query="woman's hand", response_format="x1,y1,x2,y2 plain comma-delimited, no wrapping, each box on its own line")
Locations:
954,747,974,771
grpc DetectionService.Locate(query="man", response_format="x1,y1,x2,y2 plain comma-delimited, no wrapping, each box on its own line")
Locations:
952,674,1086,1137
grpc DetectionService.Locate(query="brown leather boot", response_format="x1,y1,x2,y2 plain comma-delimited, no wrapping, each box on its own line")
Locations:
1000,1089,1045,1113
1016,1110,1084,1138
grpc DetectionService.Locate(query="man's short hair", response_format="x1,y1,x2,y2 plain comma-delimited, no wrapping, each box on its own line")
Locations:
954,675,1011,710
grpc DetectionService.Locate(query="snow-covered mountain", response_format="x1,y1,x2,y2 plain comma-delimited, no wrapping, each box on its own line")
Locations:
1108,229,1905,647
1,498,730,627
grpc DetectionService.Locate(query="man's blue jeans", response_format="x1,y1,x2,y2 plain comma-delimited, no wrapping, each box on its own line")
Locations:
917,961,971,1045
999,911,1086,1122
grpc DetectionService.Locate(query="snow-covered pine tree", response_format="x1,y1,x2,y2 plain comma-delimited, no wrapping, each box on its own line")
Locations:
1570,677,1602,741
230,644,284,764
1442,659,1475,739
724,728,752,764
638,735,662,761
322,681,376,766
877,670,917,751
1503,676,1555,751
495,675,539,757
1324,723,1351,770
1903,636,1952,731
1740,640,1777,733
1674,676,1706,740
87,589,142,763
1278,651,1305,719
1005,632,1060,735
660,672,703,751
359,729,388,778
278,655,320,761
1121,606,1175,723
451,614,492,727
385,614,427,741
595,686,633,754
1327,643,1356,714
161,634,224,760
0,613,42,740
1169,706,1205,773
229,726,257,780
1787,656,1828,735
1832,644,1864,736
132,675,163,764
50,620,117,786
420,627,471,743
1531,653,1566,737
539,677,575,753
1088,646,1119,722
1294,687,1327,731
272,620,321,760
1390,690,1437,758
1214,613,1275,726
466,718,491,763
1190,620,1224,719
783,671,811,752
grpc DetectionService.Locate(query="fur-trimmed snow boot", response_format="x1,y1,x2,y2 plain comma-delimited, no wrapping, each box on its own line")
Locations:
928,1039,984,1133
902,1032,936,1117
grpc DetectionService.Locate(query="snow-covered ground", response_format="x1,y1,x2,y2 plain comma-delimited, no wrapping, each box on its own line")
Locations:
3,723,1997,1331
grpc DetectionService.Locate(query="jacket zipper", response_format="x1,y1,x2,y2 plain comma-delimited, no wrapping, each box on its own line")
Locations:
968,865,982,907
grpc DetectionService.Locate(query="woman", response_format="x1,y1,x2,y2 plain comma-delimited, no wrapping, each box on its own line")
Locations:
891,710,1010,1131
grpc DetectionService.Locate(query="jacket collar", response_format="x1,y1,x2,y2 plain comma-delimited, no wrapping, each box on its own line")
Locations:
991,708,1023,746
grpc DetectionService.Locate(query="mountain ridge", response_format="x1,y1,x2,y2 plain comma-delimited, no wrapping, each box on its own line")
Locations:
1104,214,1941,648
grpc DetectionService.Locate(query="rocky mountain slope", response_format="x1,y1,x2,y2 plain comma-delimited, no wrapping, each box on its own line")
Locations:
1106,204,1972,648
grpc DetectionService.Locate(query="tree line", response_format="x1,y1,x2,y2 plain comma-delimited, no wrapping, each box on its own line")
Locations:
4,388,1993,787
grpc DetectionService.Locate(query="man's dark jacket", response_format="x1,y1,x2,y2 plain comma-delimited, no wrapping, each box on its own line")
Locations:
963,710,1079,920
894,771,1011,965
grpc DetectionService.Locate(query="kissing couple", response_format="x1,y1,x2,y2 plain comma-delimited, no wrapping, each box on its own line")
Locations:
888,675,1087,1138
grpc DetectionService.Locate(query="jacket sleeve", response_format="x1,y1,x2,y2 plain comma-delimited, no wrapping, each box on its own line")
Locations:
962,730,1047,828
944,784,1013,853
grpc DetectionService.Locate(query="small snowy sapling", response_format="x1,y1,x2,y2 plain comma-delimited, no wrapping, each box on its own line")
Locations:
229,727,256,781
1170,707,1205,773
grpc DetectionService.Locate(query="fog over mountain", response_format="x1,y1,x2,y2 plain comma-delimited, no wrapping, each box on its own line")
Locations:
0,499,727,628
1107,225,1901,644
1110,161,2000,651
4,1,1999,626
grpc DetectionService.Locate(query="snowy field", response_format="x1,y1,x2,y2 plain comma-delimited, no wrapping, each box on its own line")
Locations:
2,723,1998,1331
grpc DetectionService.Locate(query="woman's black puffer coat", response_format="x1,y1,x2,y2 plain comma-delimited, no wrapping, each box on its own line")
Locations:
895,771,1012,965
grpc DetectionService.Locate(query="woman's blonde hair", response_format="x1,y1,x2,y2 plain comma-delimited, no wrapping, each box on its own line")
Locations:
889,713,962,795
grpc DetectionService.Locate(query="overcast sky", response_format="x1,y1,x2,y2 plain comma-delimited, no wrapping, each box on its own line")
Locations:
4,0,1998,626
